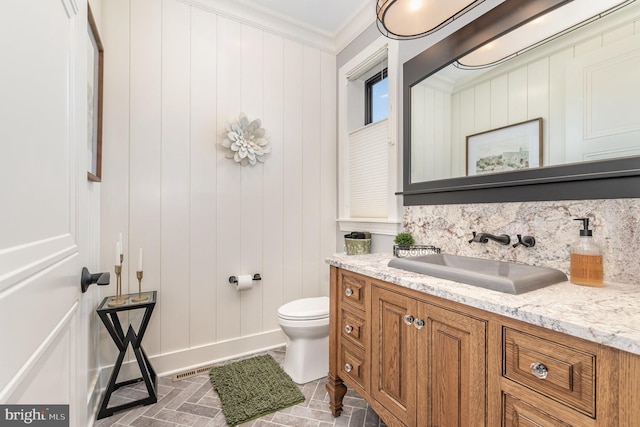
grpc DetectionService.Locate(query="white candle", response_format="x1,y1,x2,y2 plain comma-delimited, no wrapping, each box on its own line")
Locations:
115,242,120,266
138,248,143,271
118,232,123,255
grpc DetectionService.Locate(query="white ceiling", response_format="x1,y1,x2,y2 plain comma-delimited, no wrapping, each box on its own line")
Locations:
236,0,373,35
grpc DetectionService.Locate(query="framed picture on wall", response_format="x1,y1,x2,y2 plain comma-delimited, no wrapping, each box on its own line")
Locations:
466,118,542,176
87,3,104,182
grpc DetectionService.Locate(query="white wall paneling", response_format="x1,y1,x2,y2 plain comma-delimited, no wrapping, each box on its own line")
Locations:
301,46,322,298
161,0,192,354
282,39,304,304
101,0,336,375
215,16,243,342
239,24,265,337
261,32,285,331
489,74,508,130
319,51,337,297
190,4,218,348
411,76,452,182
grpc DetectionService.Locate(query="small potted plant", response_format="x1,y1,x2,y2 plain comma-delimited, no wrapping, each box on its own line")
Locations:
393,232,440,257
393,232,415,257
394,232,415,247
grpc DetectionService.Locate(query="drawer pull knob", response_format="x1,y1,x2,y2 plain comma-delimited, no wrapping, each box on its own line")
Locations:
345,325,354,334
530,363,548,379
414,318,425,330
404,315,415,325
345,288,354,297
345,363,353,373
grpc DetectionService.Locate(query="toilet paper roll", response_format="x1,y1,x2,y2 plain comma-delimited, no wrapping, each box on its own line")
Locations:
235,274,253,291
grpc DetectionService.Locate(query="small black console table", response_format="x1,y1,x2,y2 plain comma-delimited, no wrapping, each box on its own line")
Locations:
96,291,157,419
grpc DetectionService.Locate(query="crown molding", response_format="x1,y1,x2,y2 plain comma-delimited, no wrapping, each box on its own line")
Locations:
180,0,338,52
334,1,377,53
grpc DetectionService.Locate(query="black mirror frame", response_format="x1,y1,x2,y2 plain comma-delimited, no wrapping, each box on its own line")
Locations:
401,0,640,205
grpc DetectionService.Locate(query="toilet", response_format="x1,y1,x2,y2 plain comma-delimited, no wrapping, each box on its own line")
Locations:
277,296,330,384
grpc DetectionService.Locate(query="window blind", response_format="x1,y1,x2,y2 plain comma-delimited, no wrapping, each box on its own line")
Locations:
348,119,389,218
346,46,388,81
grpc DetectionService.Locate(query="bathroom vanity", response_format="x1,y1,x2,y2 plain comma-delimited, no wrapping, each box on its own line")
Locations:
326,253,640,426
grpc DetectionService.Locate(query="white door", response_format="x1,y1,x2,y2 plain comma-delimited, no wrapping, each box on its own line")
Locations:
566,33,640,162
0,1,101,426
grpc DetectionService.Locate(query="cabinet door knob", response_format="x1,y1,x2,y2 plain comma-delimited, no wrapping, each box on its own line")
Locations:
414,318,425,330
530,363,548,379
345,288,353,297
345,325,354,334
345,363,353,373
404,315,414,325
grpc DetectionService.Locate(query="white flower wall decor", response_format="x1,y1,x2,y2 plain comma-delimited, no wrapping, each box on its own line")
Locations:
220,113,271,166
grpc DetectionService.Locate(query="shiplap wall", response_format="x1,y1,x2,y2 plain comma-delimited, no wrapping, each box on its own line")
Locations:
100,0,336,375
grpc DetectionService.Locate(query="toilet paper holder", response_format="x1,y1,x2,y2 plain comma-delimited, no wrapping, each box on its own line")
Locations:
229,274,261,284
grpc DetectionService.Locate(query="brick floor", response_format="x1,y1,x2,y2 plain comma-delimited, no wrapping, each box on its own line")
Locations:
94,347,384,427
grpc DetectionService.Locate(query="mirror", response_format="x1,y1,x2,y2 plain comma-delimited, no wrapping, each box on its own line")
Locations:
402,0,640,205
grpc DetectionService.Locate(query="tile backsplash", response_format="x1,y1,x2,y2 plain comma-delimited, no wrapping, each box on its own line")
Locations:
404,198,640,285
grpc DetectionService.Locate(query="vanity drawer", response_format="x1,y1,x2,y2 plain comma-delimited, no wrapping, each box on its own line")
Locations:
503,393,574,427
339,342,368,392
340,271,367,311
340,308,367,350
503,328,595,416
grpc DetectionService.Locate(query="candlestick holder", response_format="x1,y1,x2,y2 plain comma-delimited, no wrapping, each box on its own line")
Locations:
107,261,126,307
131,270,148,302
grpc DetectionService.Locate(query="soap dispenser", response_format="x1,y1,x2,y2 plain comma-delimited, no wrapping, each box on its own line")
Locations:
569,218,603,287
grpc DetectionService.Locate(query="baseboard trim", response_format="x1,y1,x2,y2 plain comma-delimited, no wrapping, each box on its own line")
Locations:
98,329,287,388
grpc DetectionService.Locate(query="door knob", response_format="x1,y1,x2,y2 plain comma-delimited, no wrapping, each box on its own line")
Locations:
81,267,110,293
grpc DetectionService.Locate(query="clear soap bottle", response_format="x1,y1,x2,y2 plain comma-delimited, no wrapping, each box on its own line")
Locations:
569,218,603,287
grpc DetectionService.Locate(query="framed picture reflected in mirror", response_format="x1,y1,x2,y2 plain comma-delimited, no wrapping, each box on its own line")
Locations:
466,118,542,176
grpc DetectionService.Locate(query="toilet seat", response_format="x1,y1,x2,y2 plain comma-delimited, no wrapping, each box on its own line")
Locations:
277,296,329,321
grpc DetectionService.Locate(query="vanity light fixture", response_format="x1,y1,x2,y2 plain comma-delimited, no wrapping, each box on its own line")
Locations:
456,0,635,69
376,0,485,40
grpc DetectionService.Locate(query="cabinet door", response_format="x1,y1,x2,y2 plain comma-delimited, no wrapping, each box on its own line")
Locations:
371,286,418,426
417,303,487,427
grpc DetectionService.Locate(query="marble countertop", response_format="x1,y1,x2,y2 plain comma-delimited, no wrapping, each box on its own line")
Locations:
326,253,640,356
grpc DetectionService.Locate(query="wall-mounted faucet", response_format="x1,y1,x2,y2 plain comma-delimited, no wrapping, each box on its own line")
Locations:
512,234,536,248
468,232,511,245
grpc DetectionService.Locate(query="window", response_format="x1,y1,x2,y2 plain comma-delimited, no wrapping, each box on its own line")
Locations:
337,38,401,236
365,68,388,125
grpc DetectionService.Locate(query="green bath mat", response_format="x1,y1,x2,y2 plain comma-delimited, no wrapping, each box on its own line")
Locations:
209,354,305,426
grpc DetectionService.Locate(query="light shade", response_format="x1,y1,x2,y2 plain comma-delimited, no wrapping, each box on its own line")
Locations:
376,0,485,40
456,0,634,68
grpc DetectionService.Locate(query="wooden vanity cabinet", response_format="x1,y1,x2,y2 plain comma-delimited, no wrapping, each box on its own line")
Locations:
371,285,486,426
327,266,640,426
329,268,486,426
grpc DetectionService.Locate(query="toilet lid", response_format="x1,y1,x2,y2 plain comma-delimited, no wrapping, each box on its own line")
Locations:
278,296,329,320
